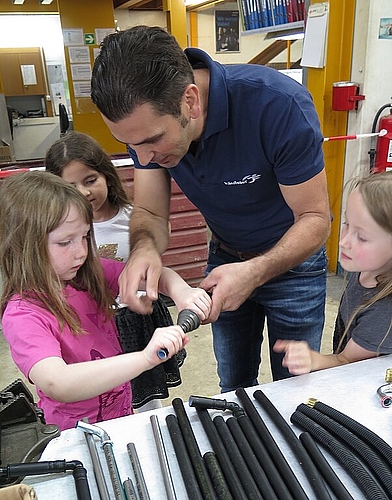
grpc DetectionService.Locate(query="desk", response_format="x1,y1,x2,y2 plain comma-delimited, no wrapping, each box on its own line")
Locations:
26,356,392,499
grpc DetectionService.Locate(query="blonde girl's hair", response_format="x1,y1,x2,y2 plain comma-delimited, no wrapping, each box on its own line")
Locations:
0,171,117,334
336,171,392,353
45,131,130,207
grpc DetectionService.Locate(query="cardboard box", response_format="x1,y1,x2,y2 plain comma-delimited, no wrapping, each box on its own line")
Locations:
0,145,12,163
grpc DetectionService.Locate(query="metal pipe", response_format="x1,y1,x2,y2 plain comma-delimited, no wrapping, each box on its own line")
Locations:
165,414,204,500
123,478,138,500
126,442,151,500
150,414,177,500
76,420,125,500
235,388,309,500
253,389,331,500
213,415,262,499
81,418,111,500
172,397,217,499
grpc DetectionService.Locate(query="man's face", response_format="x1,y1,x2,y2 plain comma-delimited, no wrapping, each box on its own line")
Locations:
103,102,194,169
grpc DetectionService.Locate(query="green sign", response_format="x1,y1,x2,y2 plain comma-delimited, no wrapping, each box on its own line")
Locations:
84,33,95,45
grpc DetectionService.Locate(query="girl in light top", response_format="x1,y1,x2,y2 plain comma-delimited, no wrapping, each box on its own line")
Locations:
0,172,211,430
45,132,186,411
274,171,392,374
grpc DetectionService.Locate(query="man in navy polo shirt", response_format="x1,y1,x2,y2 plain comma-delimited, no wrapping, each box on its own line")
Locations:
91,26,331,387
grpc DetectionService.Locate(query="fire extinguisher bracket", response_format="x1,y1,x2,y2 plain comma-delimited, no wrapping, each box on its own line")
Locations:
332,81,365,111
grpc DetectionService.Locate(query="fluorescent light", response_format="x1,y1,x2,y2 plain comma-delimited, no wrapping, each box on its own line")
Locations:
12,0,25,4
40,0,53,4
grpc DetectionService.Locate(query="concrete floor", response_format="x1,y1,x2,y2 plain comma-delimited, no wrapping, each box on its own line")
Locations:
0,274,343,406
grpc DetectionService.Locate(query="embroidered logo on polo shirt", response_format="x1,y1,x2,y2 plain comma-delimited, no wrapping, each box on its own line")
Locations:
224,174,261,185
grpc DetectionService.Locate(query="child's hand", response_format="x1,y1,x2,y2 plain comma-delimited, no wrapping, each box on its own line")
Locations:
143,326,189,366
273,339,312,375
172,286,212,322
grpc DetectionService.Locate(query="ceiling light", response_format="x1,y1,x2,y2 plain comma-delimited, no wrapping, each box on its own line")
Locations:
12,0,25,5
40,0,53,4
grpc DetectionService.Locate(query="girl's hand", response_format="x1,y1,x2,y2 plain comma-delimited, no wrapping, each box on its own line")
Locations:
273,339,313,375
172,286,212,322
143,326,189,366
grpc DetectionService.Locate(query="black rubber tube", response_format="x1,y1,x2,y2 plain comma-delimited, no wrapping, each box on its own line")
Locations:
166,414,204,500
172,398,217,500
253,390,331,500
299,432,354,500
296,403,392,497
311,400,392,468
291,410,389,500
226,416,278,500
72,464,93,500
203,451,234,500
195,408,248,500
234,408,294,500
235,388,309,500
213,416,262,500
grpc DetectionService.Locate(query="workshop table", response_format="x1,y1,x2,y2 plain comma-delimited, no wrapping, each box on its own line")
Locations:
25,355,392,499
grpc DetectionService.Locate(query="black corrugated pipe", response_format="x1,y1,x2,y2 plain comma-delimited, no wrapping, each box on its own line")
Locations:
291,410,389,500
203,451,234,500
299,432,354,500
189,395,292,500
253,390,331,500
195,407,248,500
166,414,204,500
172,398,217,500
296,403,392,497
308,399,392,468
213,416,262,499
235,388,309,500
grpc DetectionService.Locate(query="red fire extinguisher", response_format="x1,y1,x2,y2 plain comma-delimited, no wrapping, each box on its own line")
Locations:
371,105,392,173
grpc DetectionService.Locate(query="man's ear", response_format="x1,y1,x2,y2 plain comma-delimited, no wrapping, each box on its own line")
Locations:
184,84,201,119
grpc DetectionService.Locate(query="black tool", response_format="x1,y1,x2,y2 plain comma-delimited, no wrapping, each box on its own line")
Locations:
157,309,200,359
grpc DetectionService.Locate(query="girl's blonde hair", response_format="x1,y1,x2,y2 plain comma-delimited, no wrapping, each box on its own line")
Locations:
0,171,117,333
337,171,392,352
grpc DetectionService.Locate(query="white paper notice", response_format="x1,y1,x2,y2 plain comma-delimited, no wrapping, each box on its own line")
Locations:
301,2,329,69
71,64,92,81
68,46,90,64
73,81,91,98
20,65,37,85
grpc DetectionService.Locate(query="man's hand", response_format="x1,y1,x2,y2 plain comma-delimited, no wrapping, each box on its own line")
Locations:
118,247,163,314
199,261,258,322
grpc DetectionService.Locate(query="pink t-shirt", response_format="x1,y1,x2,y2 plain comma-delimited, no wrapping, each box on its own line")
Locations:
2,259,132,431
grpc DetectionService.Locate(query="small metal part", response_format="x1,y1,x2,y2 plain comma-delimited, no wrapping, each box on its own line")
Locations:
377,383,392,408
385,368,392,382
306,397,318,408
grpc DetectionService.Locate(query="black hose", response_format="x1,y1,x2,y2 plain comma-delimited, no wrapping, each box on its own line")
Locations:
172,398,217,500
213,416,262,500
291,410,389,500
72,463,93,500
253,390,331,500
226,417,278,500
310,400,392,468
296,403,392,497
234,406,294,500
195,407,248,500
203,451,234,500
235,388,309,500
299,433,354,500
166,414,204,500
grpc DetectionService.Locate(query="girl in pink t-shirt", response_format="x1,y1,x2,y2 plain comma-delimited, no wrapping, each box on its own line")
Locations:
0,172,211,430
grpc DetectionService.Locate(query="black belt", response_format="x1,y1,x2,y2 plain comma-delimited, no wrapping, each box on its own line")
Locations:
211,235,264,261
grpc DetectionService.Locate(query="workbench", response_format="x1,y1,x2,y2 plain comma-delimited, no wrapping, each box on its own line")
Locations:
25,355,392,499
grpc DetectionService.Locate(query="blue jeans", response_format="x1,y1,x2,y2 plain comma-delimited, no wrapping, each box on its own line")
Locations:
207,242,327,391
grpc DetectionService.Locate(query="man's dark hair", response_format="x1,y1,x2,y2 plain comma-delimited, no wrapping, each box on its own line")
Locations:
91,26,195,122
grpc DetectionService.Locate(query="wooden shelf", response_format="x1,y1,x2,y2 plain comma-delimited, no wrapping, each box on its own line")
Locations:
241,21,304,37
